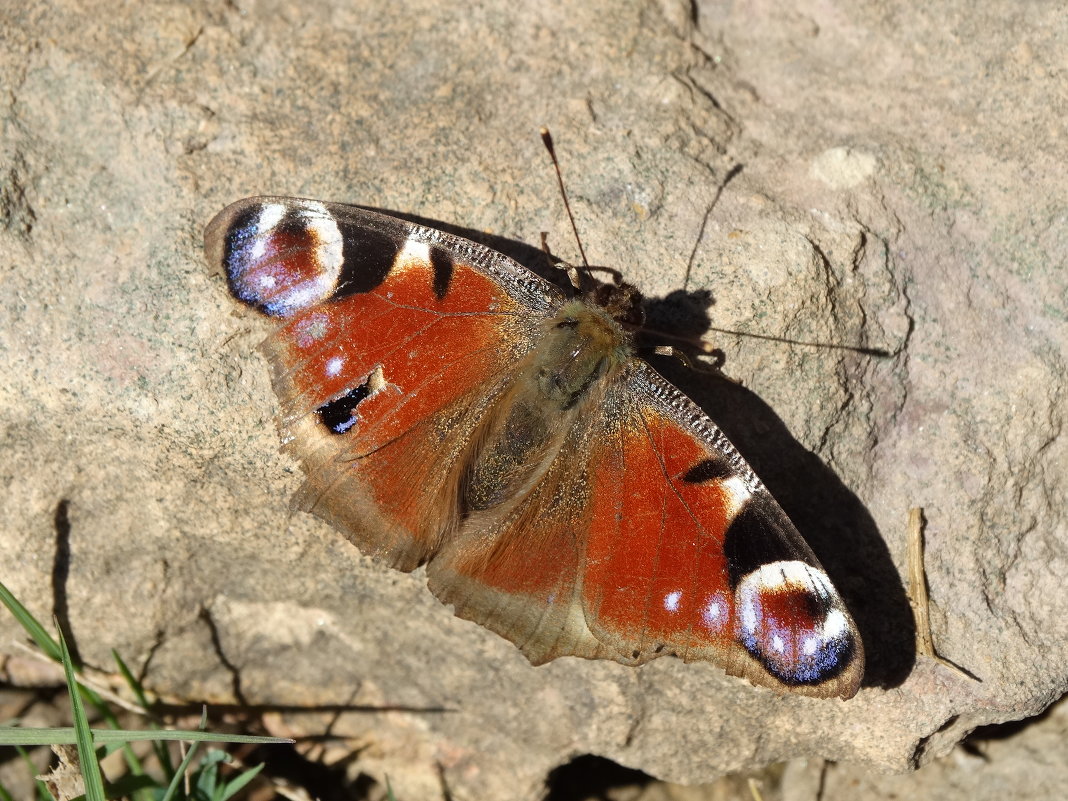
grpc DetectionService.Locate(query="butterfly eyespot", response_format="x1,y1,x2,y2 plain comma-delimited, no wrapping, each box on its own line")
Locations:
224,201,344,317
734,561,856,685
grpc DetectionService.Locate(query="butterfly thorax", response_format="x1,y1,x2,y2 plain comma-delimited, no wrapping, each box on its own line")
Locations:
536,300,631,408
463,300,630,513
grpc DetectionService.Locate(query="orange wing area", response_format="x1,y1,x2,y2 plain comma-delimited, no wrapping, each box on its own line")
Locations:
268,272,528,570
207,198,559,570
578,362,863,697
582,384,738,662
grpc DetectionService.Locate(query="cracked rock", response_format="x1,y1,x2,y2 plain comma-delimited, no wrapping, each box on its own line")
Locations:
0,1,1065,799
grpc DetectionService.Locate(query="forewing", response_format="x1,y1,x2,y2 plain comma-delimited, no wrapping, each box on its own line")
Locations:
205,197,563,570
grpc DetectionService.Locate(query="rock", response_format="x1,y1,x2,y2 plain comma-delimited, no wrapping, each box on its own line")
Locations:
1,1,1064,799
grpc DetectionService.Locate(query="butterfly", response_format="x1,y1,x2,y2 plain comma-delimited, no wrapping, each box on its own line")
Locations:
204,186,865,699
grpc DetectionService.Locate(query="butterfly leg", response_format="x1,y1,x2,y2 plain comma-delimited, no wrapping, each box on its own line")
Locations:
646,342,736,383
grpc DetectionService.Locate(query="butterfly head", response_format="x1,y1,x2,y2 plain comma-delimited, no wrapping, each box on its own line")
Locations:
588,275,646,330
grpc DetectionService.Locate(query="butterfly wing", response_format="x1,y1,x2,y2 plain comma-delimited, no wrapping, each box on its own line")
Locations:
424,389,614,666
575,361,863,697
418,323,861,697
204,197,564,570
206,197,863,698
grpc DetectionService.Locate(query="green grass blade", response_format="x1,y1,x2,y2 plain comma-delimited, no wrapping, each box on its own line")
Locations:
216,762,264,801
162,716,210,801
0,727,292,746
95,774,157,798
110,650,151,713
0,580,125,732
195,749,224,799
14,745,52,801
111,648,174,781
0,579,130,738
58,625,106,801
0,580,61,662
159,740,202,801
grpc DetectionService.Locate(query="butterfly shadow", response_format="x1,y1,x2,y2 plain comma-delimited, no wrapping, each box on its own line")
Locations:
362,208,915,691
640,297,916,692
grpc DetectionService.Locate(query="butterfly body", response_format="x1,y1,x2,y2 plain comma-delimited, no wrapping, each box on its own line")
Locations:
205,196,864,698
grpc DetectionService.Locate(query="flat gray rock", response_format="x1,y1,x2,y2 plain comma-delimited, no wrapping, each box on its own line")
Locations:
1,1,1064,799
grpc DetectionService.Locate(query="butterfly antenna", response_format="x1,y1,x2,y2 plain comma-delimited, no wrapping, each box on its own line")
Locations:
540,127,590,271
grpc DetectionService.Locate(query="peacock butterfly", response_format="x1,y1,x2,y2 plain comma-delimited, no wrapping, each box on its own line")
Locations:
204,169,865,699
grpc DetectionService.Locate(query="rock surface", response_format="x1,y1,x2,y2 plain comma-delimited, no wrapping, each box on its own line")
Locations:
1,1,1065,799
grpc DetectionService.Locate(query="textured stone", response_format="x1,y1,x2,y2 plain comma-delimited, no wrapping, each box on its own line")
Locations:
1,1,1065,799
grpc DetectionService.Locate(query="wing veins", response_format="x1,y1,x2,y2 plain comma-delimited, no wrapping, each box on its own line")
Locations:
275,311,507,417
635,406,707,536
365,289,525,319
634,404,706,653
